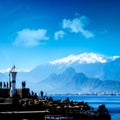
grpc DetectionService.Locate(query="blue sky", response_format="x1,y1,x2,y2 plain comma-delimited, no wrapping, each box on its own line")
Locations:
0,0,120,71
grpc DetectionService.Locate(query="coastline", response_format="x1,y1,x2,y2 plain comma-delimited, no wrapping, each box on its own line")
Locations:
0,96,111,120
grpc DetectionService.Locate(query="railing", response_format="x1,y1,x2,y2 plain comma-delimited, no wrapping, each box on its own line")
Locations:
45,115,74,120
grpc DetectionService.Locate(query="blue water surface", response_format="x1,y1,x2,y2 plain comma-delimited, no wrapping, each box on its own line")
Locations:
48,94,120,120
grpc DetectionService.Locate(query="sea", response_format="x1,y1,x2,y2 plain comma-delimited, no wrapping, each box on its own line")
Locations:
47,94,120,120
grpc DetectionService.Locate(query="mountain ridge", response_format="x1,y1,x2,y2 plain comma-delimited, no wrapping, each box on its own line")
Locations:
37,67,120,94
49,52,120,65
1,52,120,93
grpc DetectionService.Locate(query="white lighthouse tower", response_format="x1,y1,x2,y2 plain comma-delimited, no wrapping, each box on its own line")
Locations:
9,65,17,97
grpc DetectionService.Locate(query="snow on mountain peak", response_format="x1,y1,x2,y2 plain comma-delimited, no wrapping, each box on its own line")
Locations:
49,52,120,65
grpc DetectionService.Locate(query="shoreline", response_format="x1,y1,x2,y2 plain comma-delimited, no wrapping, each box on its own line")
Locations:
0,97,111,120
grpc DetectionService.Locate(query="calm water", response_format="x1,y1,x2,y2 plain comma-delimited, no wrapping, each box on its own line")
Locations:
48,94,120,120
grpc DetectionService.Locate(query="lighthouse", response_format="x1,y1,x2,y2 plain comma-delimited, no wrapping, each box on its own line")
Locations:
9,65,17,97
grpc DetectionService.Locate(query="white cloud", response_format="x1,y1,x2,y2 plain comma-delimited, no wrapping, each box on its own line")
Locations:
80,29,95,38
14,29,49,47
62,16,94,38
54,31,65,40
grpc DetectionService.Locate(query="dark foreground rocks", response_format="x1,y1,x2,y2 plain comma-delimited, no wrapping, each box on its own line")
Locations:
0,97,111,120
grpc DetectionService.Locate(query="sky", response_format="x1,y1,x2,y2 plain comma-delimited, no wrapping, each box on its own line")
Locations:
0,0,120,71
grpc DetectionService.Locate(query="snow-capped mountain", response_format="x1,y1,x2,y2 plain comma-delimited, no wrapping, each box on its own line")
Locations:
1,52,120,93
22,53,120,93
27,52,120,83
49,52,120,65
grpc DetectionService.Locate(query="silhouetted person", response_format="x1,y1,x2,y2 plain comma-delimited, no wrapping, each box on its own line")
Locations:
34,93,38,98
31,91,34,96
40,91,44,98
0,82,2,88
6,82,8,88
22,81,26,89
4,82,6,88
10,81,11,88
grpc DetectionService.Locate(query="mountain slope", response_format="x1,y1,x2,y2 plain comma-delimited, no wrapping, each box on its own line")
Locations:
103,58,120,80
35,67,120,94
29,52,120,83
1,52,120,93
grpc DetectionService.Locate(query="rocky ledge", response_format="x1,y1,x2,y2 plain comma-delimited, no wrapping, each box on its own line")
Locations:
0,97,111,120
